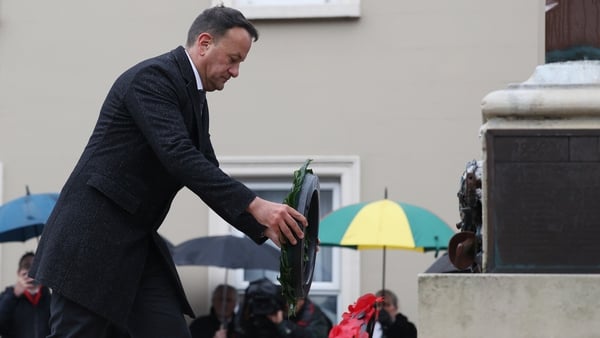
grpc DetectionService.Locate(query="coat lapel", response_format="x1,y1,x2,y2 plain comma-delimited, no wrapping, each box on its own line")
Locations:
173,46,205,150
197,91,209,150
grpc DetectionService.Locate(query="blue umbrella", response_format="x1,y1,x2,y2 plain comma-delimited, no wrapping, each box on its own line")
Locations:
0,186,59,242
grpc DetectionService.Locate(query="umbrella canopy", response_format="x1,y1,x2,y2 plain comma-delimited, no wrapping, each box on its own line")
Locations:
424,252,460,273
0,187,59,243
424,252,483,273
171,235,280,271
318,198,455,290
172,235,281,329
319,199,454,252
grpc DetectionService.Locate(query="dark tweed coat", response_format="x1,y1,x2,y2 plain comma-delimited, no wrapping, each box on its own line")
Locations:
30,46,267,327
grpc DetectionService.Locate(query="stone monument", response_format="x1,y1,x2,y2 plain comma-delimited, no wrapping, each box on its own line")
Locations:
418,61,600,337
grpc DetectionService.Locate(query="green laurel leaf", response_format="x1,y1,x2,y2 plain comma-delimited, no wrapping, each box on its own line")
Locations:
278,159,313,316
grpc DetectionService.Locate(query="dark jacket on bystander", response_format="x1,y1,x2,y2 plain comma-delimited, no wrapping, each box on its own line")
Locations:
0,286,51,338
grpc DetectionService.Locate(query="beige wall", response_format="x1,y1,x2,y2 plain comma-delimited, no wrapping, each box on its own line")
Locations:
0,0,544,325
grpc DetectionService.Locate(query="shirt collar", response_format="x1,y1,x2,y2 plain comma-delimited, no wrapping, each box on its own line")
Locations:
184,49,204,91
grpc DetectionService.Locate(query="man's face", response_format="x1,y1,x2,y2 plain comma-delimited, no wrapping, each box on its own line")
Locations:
381,295,397,318
201,27,252,92
213,290,237,319
18,256,39,291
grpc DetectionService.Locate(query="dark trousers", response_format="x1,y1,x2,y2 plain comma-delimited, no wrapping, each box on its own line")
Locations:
47,248,191,338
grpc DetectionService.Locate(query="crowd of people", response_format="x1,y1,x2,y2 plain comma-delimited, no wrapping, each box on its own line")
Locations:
0,251,416,338
190,279,333,338
187,281,418,338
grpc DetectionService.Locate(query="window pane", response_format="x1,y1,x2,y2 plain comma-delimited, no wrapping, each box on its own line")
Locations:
309,294,338,325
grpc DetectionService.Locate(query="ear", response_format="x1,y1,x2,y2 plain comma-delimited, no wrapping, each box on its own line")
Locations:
197,32,213,55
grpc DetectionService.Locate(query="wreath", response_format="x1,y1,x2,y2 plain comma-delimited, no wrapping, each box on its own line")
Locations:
329,293,384,338
279,159,320,315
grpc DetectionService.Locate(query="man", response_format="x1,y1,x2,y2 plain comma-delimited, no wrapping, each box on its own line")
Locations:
373,289,417,338
233,278,312,338
30,5,307,338
189,284,238,338
0,252,51,338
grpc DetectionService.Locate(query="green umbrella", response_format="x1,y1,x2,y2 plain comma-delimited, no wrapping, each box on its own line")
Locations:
319,195,455,290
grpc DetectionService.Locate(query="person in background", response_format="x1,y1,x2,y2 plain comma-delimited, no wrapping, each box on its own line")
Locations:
29,4,307,338
0,252,51,338
189,284,238,338
233,278,312,338
373,289,417,338
288,297,332,338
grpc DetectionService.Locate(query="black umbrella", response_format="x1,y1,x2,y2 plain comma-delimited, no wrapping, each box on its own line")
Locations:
172,235,280,270
424,252,482,273
172,235,280,329
424,252,457,273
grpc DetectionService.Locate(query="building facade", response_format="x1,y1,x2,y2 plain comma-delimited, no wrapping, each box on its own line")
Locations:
0,0,543,326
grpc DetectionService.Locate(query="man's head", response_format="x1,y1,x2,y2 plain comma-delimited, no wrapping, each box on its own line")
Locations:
18,251,34,273
212,284,238,320
186,5,259,92
376,289,399,318
243,278,285,317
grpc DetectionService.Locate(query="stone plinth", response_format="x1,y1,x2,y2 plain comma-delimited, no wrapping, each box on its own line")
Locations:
418,274,600,338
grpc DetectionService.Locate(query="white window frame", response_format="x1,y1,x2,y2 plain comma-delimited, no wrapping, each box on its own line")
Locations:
207,155,360,320
215,0,361,19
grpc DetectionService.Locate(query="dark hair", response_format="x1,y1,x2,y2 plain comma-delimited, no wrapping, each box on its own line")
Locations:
186,5,259,47
376,289,398,308
212,284,238,303
243,278,285,316
235,278,285,337
18,251,35,271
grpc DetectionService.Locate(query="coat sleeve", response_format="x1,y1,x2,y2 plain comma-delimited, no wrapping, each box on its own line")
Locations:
123,64,265,240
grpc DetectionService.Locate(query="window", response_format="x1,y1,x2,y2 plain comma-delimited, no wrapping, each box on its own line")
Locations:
207,156,360,322
215,0,360,19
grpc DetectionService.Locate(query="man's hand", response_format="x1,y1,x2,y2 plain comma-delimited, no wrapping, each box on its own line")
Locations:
213,328,227,338
267,310,284,324
247,197,307,247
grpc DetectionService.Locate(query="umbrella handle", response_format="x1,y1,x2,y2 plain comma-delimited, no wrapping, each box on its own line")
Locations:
382,246,386,292
220,269,229,328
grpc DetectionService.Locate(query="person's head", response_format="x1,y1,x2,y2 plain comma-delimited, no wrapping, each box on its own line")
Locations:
242,278,285,317
17,251,39,291
239,278,286,335
376,289,399,318
212,284,238,320
18,252,35,274
186,5,259,92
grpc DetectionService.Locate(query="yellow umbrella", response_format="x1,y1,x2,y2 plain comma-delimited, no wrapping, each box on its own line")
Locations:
319,193,454,290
